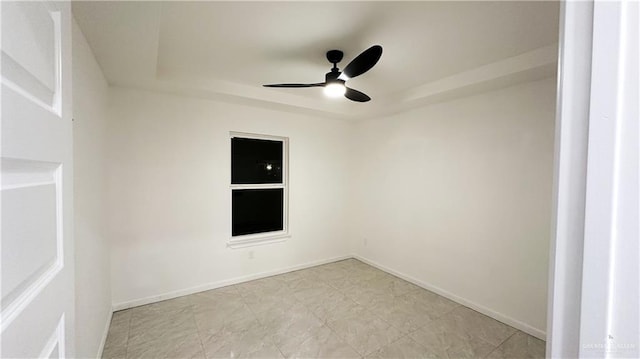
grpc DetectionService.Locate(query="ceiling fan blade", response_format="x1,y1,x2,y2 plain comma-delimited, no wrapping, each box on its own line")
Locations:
263,83,325,88
344,87,371,102
339,45,383,80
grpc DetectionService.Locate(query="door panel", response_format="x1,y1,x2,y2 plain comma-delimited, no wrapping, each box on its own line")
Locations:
2,1,59,112
2,172,59,308
1,0,74,357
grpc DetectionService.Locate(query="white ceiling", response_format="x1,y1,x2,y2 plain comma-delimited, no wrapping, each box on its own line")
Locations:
72,1,559,120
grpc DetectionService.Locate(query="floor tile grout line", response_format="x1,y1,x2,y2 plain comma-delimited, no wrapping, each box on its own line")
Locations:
311,262,466,357
284,263,359,356
106,260,542,358
124,312,132,359
320,294,403,357
190,306,208,359
404,328,447,355
331,280,415,335
289,265,378,358
372,332,416,356
234,280,296,359
484,330,518,358
315,314,362,358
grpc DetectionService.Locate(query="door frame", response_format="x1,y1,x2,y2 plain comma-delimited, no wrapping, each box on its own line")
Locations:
548,0,639,357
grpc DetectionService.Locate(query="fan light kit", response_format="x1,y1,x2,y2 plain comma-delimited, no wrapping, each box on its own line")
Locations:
324,81,346,97
264,45,383,102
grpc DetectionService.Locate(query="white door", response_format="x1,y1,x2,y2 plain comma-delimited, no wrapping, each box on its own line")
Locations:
1,1,74,358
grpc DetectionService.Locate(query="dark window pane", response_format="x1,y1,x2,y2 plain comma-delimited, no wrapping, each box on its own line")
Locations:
232,189,283,236
232,138,283,184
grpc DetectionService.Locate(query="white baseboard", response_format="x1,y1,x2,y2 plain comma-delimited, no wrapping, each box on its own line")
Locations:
353,254,547,341
97,309,113,358
112,255,351,311
110,253,546,341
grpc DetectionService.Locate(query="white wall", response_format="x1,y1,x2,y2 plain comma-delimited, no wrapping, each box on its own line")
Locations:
351,78,556,338
72,19,112,358
107,88,352,307
102,73,555,339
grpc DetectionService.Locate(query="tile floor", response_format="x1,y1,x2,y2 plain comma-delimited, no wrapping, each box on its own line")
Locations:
102,259,545,359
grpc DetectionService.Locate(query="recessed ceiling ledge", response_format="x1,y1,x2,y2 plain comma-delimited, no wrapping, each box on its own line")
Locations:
402,44,558,103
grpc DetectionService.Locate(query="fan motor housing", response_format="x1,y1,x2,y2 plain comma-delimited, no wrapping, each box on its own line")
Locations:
325,71,342,83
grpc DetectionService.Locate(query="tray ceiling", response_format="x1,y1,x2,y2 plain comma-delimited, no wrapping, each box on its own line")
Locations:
73,1,560,120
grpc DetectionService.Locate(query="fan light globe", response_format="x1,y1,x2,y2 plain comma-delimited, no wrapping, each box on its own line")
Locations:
324,83,346,98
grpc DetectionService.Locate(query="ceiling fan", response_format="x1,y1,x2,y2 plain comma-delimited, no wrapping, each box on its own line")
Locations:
263,45,383,102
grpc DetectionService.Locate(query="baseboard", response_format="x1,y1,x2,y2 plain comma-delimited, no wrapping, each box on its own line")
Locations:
110,253,546,341
97,309,113,358
353,254,547,341
112,255,351,311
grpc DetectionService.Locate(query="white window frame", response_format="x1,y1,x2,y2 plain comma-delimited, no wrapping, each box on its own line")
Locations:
228,132,289,248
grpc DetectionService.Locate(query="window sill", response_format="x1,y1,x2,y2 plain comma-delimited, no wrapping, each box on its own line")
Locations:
227,232,291,249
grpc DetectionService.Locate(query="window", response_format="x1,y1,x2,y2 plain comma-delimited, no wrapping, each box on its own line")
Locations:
229,133,288,247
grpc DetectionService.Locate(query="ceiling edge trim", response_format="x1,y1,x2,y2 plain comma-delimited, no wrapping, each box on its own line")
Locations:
109,44,559,122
